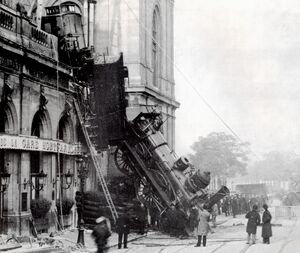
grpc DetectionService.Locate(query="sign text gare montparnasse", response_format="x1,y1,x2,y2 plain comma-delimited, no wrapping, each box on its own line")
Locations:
0,134,82,155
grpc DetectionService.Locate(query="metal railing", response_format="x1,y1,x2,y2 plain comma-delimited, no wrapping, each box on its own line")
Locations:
274,206,300,219
0,5,58,59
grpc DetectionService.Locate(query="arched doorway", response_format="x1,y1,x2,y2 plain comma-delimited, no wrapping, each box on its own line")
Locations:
30,110,51,199
56,114,74,199
0,101,17,231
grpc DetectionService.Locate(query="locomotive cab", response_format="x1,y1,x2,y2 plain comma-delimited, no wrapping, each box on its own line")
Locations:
41,2,86,66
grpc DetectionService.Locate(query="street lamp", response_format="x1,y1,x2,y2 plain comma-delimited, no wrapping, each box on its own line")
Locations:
0,172,10,193
24,170,47,191
64,170,73,189
53,170,74,189
76,155,89,246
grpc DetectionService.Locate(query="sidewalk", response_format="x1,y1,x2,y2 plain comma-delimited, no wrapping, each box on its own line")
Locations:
0,229,150,253
53,228,151,252
0,214,247,253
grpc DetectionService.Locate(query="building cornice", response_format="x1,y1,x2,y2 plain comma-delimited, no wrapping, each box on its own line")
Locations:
126,86,180,108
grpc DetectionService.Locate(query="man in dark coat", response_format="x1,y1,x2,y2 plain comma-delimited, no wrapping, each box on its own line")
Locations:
224,197,231,216
165,203,178,236
135,203,147,234
262,204,272,244
245,204,261,244
92,216,112,253
116,212,131,249
232,196,239,218
174,204,188,238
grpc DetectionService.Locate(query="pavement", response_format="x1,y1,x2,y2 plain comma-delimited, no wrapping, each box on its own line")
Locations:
1,213,298,253
0,214,233,253
0,227,149,253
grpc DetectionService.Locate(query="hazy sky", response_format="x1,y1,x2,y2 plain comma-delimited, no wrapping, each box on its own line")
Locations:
174,0,300,158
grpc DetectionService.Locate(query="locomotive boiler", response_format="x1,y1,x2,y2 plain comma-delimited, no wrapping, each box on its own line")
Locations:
115,107,229,213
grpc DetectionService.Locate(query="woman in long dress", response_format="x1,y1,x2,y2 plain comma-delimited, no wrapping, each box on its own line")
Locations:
195,204,210,247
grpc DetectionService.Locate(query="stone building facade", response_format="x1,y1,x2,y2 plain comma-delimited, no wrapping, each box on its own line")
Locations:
0,0,86,235
0,0,179,235
93,0,179,149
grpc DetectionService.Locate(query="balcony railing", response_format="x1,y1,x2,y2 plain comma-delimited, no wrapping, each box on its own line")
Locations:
0,0,11,9
0,10,13,30
0,4,58,60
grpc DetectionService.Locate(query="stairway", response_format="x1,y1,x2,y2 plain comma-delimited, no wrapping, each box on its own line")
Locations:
74,99,118,223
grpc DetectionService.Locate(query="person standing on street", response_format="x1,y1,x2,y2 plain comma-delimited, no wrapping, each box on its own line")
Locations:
116,211,131,249
232,195,239,218
135,203,147,235
92,216,112,253
195,204,210,247
245,204,261,244
262,204,272,244
166,202,177,236
211,203,218,228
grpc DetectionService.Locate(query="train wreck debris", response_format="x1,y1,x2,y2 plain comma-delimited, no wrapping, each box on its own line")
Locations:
114,109,229,216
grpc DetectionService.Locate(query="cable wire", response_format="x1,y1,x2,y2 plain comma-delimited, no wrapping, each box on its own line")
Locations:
123,0,244,144
122,1,300,200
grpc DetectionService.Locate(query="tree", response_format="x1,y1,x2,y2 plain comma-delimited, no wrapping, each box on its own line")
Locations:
188,132,250,178
247,151,300,182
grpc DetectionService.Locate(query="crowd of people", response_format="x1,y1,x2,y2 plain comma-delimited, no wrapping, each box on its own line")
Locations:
90,194,273,252
220,194,268,217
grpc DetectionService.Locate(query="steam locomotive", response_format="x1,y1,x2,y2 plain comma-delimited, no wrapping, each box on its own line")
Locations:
115,107,229,214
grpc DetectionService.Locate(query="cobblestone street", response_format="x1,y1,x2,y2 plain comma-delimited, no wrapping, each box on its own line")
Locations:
2,214,299,253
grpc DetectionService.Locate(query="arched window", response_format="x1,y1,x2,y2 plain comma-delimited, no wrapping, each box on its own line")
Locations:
56,114,74,199
30,110,51,200
152,7,160,87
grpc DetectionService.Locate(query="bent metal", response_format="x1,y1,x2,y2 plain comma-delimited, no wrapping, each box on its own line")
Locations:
0,134,82,155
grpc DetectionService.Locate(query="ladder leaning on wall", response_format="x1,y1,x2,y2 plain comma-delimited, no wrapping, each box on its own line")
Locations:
74,99,119,223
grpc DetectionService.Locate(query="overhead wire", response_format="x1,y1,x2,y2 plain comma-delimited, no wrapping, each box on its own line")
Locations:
122,0,300,200
123,0,244,144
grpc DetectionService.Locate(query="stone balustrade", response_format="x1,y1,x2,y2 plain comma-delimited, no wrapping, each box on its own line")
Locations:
0,4,58,59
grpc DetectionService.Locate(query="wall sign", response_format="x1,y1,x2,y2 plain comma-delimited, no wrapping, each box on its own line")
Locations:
0,134,83,155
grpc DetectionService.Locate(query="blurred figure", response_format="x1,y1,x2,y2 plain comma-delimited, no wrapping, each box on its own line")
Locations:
245,205,261,244
223,197,230,216
166,202,177,236
116,212,131,249
195,204,210,247
136,203,147,234
232,195,238,218
211,203,218,228
92,216,112,253
175,203,188,238
262,204,272,244
189,204,199,231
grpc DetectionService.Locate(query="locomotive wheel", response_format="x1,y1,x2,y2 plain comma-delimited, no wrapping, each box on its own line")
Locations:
114,145,134,176
152,171,176,202
135,178,164,212
135,142,152,161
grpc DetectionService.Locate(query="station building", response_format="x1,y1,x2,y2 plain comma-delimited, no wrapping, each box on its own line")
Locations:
93,0,179,149
0,0,179,235
0,0,86,235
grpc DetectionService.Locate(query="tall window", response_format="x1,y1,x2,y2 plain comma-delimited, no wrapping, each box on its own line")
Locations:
152,8,160,87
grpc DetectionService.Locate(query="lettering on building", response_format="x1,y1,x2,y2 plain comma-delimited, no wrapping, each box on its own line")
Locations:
0,134,83,155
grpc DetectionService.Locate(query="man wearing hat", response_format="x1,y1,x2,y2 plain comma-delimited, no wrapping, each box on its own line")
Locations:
262,204,272,244
245,205,261,244
92,216,112,253
116,211,131,249
165,202,177,236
